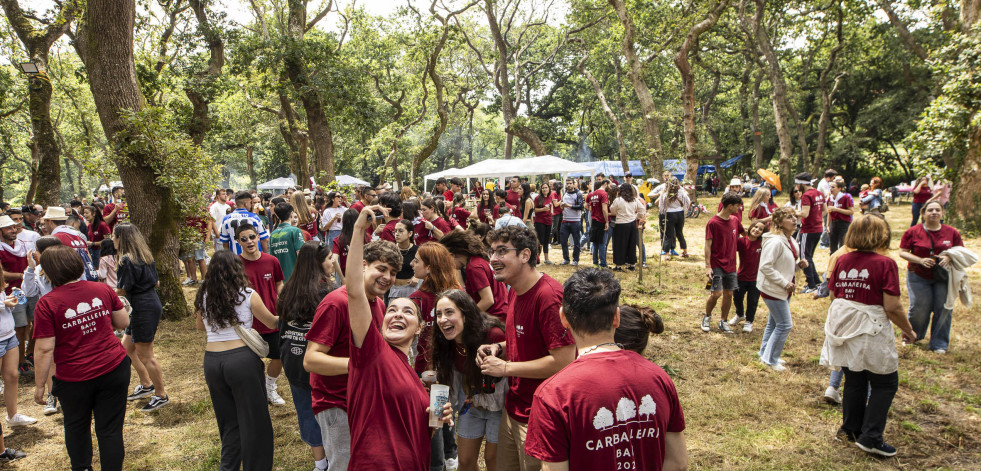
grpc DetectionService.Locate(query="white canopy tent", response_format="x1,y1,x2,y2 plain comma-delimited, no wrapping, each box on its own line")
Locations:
423,156,596,193
335,175,370,186
256,177,297,192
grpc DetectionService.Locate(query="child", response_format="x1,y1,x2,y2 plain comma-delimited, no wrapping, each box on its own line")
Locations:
98,238,118,289
729,221,766,333
859,184,870,214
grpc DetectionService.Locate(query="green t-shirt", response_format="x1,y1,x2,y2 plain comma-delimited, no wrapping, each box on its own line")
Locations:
269,223,305,279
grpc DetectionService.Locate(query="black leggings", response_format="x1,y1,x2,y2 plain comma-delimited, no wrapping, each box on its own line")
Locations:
534,222,551,254
612,222,638,266
734,280,760,323
53,356,131,471
828,220,850,254
661,211,687,253
204,347,275,471
797,232,821,288
841,368,898,448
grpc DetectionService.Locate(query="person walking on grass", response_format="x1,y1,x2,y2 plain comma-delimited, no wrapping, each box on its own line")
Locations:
757,207,807,371
476,225,575,470
524,268,688,471
658,177,690,260
702,193,743,334
820,215,917,457
32,246,131,470
236,224,287,406
899,201,965,354
195,250,279,470
277,242,334,471
729,221,766,333
114,224,169,411
795,172,825,294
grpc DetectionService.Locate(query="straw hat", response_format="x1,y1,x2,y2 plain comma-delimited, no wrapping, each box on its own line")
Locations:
0,215,17,229
729,178,742,187
41,206,68,221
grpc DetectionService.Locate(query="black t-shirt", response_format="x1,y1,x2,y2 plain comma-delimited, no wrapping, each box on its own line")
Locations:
397,245,418,280
116,258,159,296
279,286,329,390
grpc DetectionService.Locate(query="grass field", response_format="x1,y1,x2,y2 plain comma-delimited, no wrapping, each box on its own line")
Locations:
5,196,981,470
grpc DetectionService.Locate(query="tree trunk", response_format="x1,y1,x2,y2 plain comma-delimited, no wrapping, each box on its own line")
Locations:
814,4,844,176
751,69,764,169
674,1,730,181
1,0,80,207
950,0,981,232
577,55,629,172
184,0,226,146
752,0,793,188
246,145,255,189
80,0,188,319
877,0,929,60
609,0,664,175
284,0,335,184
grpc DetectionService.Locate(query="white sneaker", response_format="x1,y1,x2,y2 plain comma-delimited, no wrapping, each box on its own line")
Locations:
181,278,195,286
445,457,459,471
700,316,711,332
728,315,745,326
742,322,753,333
824,386,841,404
770,363,787,372
43,394,59,415
6,413,37,426
266,376,286,406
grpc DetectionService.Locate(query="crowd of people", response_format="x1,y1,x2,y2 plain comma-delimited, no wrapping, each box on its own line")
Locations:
0,164,973,468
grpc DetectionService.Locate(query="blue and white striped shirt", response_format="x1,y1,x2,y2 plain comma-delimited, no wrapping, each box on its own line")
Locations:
218,209,270,254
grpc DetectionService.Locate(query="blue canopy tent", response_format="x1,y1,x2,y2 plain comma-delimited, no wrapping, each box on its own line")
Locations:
719,153,747,169
568,160,645,178
697,165,716,175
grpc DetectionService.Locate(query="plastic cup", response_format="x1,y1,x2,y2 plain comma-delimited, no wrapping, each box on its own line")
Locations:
429,384,450,427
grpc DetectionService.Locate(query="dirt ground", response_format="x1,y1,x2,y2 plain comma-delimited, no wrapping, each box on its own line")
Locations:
5,196,981,470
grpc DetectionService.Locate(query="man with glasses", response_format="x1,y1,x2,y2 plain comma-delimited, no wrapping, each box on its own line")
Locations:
476,226,575,471
237,224,287,406
219,191,270,254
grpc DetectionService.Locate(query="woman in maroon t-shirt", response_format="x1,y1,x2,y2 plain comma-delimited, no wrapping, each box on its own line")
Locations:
415,198,453,246
345,208,451,471
910,175,934,227
899,201,964,353
431,289,506,471
31,246,130,471
438,231,510,321
475,191,499,225
82,205,111,268
823,215,916,456
732,221,765,333
447,193,472,230
409,242,462,373
532,181,556,264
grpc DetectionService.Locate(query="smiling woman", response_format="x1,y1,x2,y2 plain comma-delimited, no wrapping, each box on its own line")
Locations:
344,207,452,471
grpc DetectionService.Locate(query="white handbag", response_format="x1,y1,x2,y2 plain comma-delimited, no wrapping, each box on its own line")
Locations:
233,323,269,358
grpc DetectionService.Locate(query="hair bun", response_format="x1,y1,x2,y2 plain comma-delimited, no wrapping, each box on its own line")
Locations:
639,307,664,334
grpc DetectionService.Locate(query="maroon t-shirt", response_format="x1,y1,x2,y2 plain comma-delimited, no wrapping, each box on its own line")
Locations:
241,253,284,334
799,188,825,233
443,189,455,202
705,215,740,273
829,251,900,306
525,350,686,471
331,232,372,276
900,224,964,280
736,237,762,282
454,326,505,373
828,193,854,222
32,281,127,382
449,207,471,230
0,247,26,294
306,286,385,414
348,322,431,471
379,219,400,243
749,203,777,221
586,190,609,223
463,257,509,321
409,289,437,374
350,201,365,213
504,274,574,423
476,204,499,224
534,193,558,225
506,189,521,207
717,201,744,223
88,221,112,245
912,186,933,204
414,217,452,246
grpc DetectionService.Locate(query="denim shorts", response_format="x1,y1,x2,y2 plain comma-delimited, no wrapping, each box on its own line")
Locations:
456,406,502,443
711,268,738,292
0,335,19,357
290,384,323,448
180,242,207,261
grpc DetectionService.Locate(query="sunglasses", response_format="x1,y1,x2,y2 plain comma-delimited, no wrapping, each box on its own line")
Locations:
239,234,258,242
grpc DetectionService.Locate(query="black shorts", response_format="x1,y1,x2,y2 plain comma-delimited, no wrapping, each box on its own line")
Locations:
590,221,606,245
125,310,161,343
260,331,281,360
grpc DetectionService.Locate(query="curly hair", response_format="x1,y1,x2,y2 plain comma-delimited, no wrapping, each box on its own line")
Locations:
431,289,505,395
195,250,252,331
438,231,488,261
416,242,460,294
364,240,403,271
770,206,797,236
486,225,539,267
278,242,333,324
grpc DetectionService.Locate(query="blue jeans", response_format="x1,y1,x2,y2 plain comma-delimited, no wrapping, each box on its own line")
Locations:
325,229,341,249
911,202,925,227
759,297,793,365
907,271,952,351
290,384,323,448
580,217,591,251
559,221,582,263
830,369,843,389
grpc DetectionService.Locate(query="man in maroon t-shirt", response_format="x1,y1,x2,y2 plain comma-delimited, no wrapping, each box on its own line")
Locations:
703,193,743,334
526,268,687,471
586,180,610,267
304,239,400,471
444,177,463,201
505,176,522,207
796,172,826,292
236,225,286,406
477,225,575,470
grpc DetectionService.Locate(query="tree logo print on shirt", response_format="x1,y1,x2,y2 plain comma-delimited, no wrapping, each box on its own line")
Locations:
592,394,657,431
838,268,870,281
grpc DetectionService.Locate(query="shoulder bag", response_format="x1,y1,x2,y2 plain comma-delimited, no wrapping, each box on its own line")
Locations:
925,227,949,283
233,322,270,358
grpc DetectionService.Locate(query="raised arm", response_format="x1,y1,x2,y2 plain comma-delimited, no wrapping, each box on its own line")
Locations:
347,208,375,347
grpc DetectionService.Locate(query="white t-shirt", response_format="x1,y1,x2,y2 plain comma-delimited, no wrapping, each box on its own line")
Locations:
817,178,832,197
321,207,345,231
17,230,40,251
209,201,232,225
